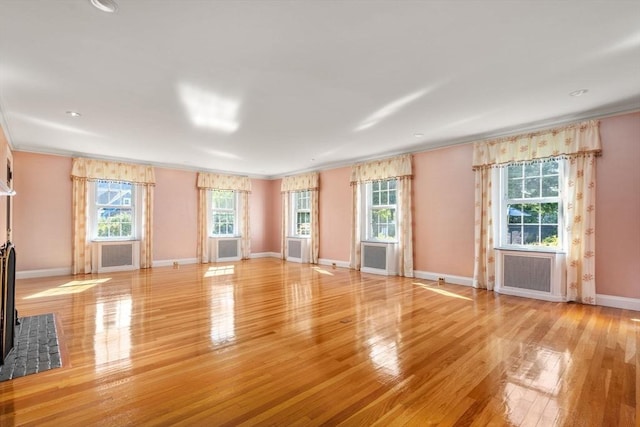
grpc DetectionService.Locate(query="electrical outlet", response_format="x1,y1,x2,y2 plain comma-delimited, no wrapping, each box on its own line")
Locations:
173,261,179,268
332,262,336,268
438,277,445,285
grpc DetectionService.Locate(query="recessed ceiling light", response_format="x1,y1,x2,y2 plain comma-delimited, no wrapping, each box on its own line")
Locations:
569,89,588,97
414,133,424,138
66,111,81,117
90,0,118,13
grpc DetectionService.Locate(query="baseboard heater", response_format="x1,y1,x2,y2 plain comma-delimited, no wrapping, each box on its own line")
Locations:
360,242,397,276
93,241,140,273
286,237,309,263
210,237,241,262
495,248,566,302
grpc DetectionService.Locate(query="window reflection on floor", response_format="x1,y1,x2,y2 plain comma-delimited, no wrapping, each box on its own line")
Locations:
94,297,132,371
210,284,235,345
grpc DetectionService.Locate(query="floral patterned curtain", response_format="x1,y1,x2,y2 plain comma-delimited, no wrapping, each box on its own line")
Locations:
472,120,601,304
280,172,320,263
350,154,413,277
71,158,155,274
196,172,251,261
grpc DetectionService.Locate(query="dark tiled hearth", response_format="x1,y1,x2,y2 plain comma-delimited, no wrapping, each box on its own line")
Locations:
0,313,61,381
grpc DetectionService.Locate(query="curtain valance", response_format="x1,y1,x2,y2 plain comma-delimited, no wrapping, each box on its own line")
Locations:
350,154,412,184
71,158,155,184
472,120,601,169
281,172,319,193
197,172,251,192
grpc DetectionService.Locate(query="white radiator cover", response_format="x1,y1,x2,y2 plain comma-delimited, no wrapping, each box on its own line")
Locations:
361,242,397,276
286,237,310,263
210,237,241,262
495,249,566,302
93,241,140,273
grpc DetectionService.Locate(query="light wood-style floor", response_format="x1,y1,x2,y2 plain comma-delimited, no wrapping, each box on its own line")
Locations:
1,259,637,426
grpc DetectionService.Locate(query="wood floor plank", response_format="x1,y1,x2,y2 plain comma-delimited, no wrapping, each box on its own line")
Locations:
0,259,637,426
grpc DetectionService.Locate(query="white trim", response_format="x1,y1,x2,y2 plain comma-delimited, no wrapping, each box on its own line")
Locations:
413,270,474,287
152,258,198,268
318,258,350,269
16,267,72,279
250,252,281,259
495,286,567,303
596,294,640,312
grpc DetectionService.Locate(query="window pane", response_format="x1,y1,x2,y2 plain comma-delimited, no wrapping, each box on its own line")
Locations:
542,161,559,175
97,208,132,238
524,163,540,176
508,165,523,179
522,204,539,223
380,190,388,204
540,203,558,224
524,178,540,198
389,189,396,205
541,226,559,246
507,204,526,224
541,176,559,197
372,190,380,205
523,225,540,244
508,179,523,199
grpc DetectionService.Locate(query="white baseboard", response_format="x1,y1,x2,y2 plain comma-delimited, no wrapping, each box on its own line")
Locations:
318,258,350,269
250,252,281,259
16,267,72,279
152,258,198,268
596,294,640,312
413,270,473,287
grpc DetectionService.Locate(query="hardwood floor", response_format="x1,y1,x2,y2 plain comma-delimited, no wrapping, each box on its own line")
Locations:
1,259,637,426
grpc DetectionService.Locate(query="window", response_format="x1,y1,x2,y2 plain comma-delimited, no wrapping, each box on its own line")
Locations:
211,190,237,236
366,179,397,241
94,181,135,239
292,190,311,237
502,160,563,248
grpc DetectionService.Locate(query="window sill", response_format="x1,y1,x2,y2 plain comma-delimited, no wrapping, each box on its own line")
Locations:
286,236,310,239
92,238,137,242
495,246,565,254
361,240,398,244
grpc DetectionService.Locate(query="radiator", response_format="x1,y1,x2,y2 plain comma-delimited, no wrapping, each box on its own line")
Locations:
495,249,566,302
360,242,397,276
210,238,241,262
286,237,309,263
93,241,140,273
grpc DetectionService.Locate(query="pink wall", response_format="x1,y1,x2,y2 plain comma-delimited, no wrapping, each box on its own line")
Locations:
596,112,640,298
319,167,351,262
153,167,197,261
249,178,272,253
12,152,72,271
265,179,282,254
413,144,475,277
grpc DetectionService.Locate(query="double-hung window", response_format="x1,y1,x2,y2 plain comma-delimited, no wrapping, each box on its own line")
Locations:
211,190,237,236
501,160,563,249
291,190,311,237
94,181,135,240
365,179,397,241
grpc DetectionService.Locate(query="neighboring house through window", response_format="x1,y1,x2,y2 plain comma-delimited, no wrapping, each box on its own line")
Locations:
211,189,238,236
365,178,397,241
500,159,563,249
291,190,311,237
92,180,137,240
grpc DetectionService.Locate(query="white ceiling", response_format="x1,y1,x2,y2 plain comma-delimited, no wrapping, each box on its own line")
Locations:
1,0,639,178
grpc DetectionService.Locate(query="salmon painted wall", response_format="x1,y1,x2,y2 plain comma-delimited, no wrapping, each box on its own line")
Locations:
596,112,640,298
265,179,282,254
12,152,72,271
413,144,475,277
318,167,351,262
153,167,197,261
250,178,272,253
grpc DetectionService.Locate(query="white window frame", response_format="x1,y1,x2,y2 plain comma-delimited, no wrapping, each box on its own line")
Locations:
90,180,142,241
290,190,311,237
362,178,398,242
210,190,239,237
499,159,565,251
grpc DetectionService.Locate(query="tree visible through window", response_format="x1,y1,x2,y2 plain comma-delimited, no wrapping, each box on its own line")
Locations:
504,160,562,247
96,181,134,239
211,190,236,236
292,190,311,236
368,179,397,241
